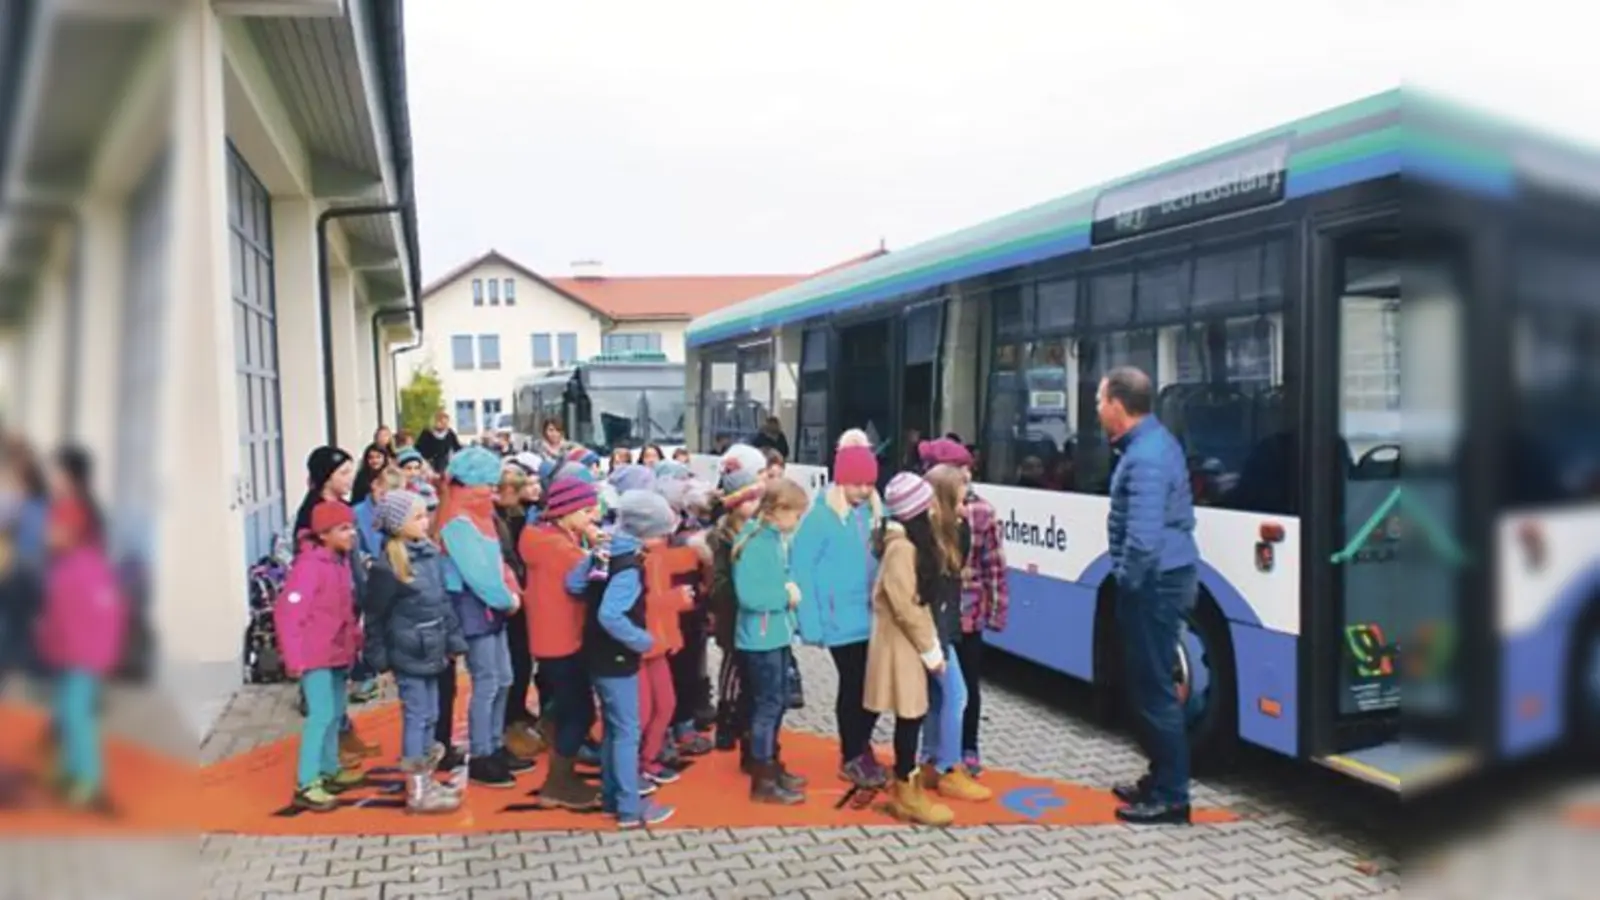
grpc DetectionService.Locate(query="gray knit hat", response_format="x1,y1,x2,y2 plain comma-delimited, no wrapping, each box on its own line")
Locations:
376,489,426,536
615,489,677,540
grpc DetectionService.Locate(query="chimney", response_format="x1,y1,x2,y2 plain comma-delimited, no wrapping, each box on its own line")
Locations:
571,259,604,280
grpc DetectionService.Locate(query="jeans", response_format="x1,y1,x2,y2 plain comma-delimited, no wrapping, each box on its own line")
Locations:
594,673,642,820
1116,564,1198,805
54,669,102,791
540,653,594,758
464,631,512,757
954,630,985,757
506,608,536,724
396,673,441,761
638,655,675,771
921,645,967,772
741,647,790,764
828,641,878,764
298,667,349,789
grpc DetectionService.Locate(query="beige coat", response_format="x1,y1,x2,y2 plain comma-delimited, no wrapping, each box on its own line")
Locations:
863,522,939,719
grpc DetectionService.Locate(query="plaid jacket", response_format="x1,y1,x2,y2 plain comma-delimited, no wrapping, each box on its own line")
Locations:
960,489,1010,633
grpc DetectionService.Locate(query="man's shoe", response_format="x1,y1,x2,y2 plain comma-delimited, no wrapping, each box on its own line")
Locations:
1114,800,1191,825
436,745,467,773
468,756,516,789
1111,775,1154,805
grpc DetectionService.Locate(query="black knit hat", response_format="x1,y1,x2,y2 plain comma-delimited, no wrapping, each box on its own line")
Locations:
305,445,352,492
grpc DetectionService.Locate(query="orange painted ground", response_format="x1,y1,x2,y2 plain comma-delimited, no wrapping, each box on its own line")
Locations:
0,703,196,836
198,701,1237,835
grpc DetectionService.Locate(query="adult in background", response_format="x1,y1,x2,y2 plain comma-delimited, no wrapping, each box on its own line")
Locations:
749,416,790,461
415,411,462,475
372,426,397,461
1098,366,1198,825
535,418,575,461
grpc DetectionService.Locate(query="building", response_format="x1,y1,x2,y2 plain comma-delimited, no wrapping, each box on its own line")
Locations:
399,249,803,436
0,0,421,735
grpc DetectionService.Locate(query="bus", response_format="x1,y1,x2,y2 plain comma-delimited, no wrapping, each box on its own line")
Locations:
512,351,688,457
683,89,1600,795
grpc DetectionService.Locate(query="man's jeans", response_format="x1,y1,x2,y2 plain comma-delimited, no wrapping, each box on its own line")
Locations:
396,673,441,761
1116,564,1198,806
920,645,967,772
539,653,595,758
594,673,642,821
464,631,512,758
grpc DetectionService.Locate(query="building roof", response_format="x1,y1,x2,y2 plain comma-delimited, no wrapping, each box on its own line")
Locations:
421,247,888,323
549,274,805,321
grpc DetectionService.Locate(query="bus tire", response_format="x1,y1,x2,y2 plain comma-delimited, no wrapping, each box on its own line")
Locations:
1092,583,1238,769
1567,599,1600,757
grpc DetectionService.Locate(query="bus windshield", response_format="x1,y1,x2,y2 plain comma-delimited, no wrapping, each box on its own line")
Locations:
585,388,685,448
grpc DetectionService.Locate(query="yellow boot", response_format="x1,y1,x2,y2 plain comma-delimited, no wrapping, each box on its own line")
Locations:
920,762,993,802
887,776,954,826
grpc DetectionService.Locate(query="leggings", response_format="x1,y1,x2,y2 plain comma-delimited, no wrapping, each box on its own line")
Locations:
715,649,749,733
827,641,879,764
892,715,924,781
298,667,349,789
670,610,711,727
954,630,984,757
54,669,103,792
434,661,457,747
505,608,536,725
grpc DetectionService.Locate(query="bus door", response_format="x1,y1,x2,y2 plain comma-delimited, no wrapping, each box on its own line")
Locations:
832,315,897,479
901,300,947,461
1307,219,1479,792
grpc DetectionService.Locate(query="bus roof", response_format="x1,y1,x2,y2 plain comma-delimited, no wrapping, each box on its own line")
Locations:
687,89,1600,348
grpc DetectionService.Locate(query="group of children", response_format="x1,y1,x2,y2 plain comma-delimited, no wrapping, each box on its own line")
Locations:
273,417,1010,828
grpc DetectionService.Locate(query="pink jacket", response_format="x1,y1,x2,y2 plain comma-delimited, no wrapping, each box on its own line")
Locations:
274,543,362,676
36,544,129,676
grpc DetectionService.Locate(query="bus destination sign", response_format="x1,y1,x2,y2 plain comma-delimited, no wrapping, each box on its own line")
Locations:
1091,138,1291,244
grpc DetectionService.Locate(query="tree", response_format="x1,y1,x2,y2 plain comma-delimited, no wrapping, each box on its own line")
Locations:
398,367,444,437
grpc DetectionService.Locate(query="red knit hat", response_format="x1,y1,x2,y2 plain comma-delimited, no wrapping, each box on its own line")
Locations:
832,446,879,487
310,500,355,534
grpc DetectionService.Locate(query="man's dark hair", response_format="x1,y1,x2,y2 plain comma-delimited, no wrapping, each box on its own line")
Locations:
1102,366,1154,417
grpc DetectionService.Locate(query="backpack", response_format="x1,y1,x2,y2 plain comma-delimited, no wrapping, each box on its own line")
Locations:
242,555,290,684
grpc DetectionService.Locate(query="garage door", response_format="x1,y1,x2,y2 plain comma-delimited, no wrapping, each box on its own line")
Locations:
228,146,285,565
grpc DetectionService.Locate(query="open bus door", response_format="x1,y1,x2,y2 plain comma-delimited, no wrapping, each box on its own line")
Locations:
1306,213,1492,794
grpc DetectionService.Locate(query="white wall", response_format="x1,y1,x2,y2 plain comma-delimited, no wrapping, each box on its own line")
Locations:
400,261,607,434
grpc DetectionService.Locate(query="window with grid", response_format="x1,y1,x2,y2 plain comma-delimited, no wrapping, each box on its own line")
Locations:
504,278,516,305
451,334,475,370
455,399,478,434
478,334,501,369
472,279,484,306
531,333,552,367
557,332,579,365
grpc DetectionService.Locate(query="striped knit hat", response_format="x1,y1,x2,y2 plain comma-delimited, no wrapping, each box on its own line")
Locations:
884,472,934,521
543,476,599,520
375,489,426,536
718,444,767,509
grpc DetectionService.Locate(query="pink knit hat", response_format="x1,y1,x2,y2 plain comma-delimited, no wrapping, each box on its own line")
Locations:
884,472,933,521
917,438,972,469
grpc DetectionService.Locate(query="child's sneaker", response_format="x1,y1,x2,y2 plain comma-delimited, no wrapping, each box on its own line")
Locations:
648,765,681,785
323,767,367,794
677,731,714,757
657,741,683,769
839,754,888,789
963,752,984,778
638,776,658,797
617,800,675,829
293,780,339,812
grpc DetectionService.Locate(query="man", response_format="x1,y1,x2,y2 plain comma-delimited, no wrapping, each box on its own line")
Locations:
748,417,789,460
414,411,462,475
1098,366,1199,826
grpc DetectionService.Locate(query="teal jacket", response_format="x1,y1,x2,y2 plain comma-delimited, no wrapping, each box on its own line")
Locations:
790,485,882,648
731,520,796,652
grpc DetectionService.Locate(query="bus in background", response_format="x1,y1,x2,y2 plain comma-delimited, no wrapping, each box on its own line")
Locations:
683,89,1600,795
512,351,687,460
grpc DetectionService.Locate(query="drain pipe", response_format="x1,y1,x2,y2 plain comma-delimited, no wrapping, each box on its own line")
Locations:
369,307,410,428
316,197,422,446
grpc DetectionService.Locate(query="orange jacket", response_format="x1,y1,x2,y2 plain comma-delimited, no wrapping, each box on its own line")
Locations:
519,522,589,660
640,540,700,659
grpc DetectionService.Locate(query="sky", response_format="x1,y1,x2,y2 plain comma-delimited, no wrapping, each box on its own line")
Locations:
403,0,1595,282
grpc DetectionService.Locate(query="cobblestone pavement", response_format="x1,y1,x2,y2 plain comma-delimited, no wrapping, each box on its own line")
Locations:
195,646,1422,899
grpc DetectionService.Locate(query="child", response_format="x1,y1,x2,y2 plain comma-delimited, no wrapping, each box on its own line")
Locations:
564,490,674,828
656,478,717,757
275,500,366,811
791,444,888,788
864,473,956,826
434,447,528,789
730,477,811,804
353,466,403,563
707,445,766,755
633,491,700,784
362,489,467,814
761,448,786,483
519,476,604,811
919,439,1009,776
34,446,127,811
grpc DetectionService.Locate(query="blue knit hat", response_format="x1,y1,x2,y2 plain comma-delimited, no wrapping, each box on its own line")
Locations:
608,463,656,495
375,489,425,536
396,448,424,468
446,446,502,487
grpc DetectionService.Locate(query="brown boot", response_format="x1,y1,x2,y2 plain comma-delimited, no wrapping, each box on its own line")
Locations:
750,761,804,805
504,721,545,760
537,753,602,811
339,727,381,761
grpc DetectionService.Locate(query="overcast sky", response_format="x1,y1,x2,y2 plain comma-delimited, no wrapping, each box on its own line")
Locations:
403,0,1593,281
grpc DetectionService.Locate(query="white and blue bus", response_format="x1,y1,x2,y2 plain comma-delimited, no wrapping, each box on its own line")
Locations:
683,89,1600,794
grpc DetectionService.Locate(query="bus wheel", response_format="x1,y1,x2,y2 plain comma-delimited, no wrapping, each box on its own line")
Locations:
1182,602,1237,768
